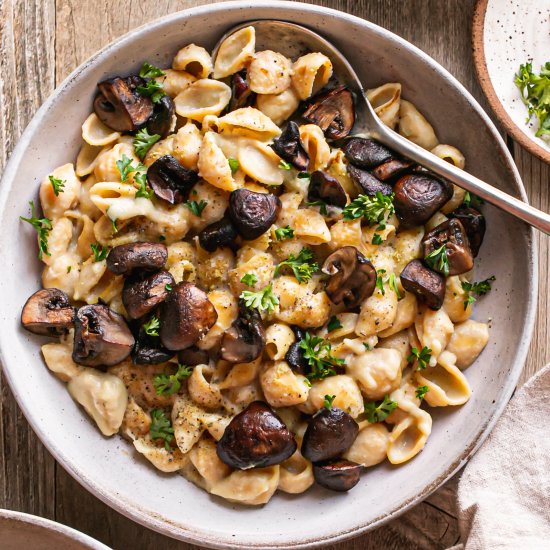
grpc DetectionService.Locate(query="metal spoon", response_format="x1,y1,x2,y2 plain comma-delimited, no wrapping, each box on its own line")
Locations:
213,20,550,235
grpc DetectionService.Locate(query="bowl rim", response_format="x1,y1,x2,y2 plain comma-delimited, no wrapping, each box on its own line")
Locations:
0,1,538,548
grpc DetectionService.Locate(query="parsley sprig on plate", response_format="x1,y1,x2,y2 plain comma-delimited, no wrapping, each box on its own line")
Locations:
49,175,65,196
153,364,193,396
364,395,398,423
299,332,344,381
149,409,174,451
240,284,279,313
461,276,495,310
20,201,52,260
133,128,161,160
408,346,432,370
515,61,550,138
342,192,395,224
274,248,318,283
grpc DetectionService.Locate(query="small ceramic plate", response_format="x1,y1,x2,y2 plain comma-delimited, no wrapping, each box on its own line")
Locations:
0,509,109,550
472,0,550,162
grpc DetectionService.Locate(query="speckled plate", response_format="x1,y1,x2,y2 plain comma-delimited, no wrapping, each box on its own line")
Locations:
0,1,538,548
473,0,550,163
0,510,110,550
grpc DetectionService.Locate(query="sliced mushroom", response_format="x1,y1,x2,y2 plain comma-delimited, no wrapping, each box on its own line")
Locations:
146,95,175,138
94,76,153,132
178,346,209,366
307,170,347,208
448,206,486,257
347,164,393,196
301,406,359,463
159,282,218,351
106,242,167,276
302,85,355,139
230,70,255,111
229,188,281,240
21,288,74,336
198,215,238,252
217,401,297,469
422,219,474,276
147,155,199,205
400,259,445,310
343,137,394,169
322,247,376,309
270,121,309,171
313,459,362,492
371,158,414,181
285,326,309,375
122,270,174,320
220,300,265,363
393,173,454,228
132,324,174,365
72,304,135,367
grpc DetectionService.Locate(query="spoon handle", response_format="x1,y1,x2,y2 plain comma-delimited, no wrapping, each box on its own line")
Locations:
370,126,550,235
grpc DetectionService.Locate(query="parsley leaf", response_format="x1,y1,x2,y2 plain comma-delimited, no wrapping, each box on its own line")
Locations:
299,332,344,381
133,128,161,160
342,192,395,224
274,225,294,241
372,232,383,245
184,200,208,217
297,171,311,179
136,78,165,103
279,159,292,170
228,158,239,173
363,342,372,351
364,395,398,423
240,283,279,313
111,218,118,234
116,154,145,182
327,316,343,332
305,199,328,216
461,276,495,310
149,409,174,451
49,175,65,196
408,346,432,370
375,269,401,298
515,61,550,137
165,283,172,292
90,243,108,262
323,394,336,410
134,171,154,199
139,61,165,79
153,364,193,396
462,191,484,208
143,316,160,337
20,201,52,260
240,273,258,286
274,248,319,283
415,385,429,400
425,244,450,276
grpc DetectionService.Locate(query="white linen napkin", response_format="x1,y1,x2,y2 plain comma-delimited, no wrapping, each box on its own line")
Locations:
449,363,550,550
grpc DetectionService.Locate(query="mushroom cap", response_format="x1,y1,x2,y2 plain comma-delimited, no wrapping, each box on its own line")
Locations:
146,95,175,138
177,346,210,367
122,270,174,320
307,170,347,208
448,206,486,257
21,288,74,336
72,304,135,367
147,155,199,205
106,242,167,276
347,164,393,197
159,282,218,351
230,70,255,112
313,459,362,492
322,246,376,308
131,322,175,365
343,138,394,169
303,85,355,140
270,120,309,171
229,188,281,240
198,215,238,252
216,401,297,469
371,158,414,182
400,259,445,310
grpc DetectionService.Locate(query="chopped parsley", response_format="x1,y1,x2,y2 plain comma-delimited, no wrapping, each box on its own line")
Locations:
365,395,398,423
342,191,395,224
134,172,154,199
240,283,279,313
462,191,484,208
111,218,118,234
305,199,328,216
133,128,161,160
184,200,208,217
143,316,160,337
90,243,108,262
408,346,432,370
327,316,343,332
461,276,495,310
149,409,174,451
153,364,193,396
165,283,173,292
116,154,146,182
323,394,336,410
514,61,550,137
20,201,52,259
363,343,372,351
228,158,239,173
67,265,72,273
375,269,401,298
372,232,383,245
136,78,165,103
274,225,294,241
240,273,258,287
278,159,292,170
415,386,430,400
49,175,65,196
299,332,344,381
425,244,450,276
297,171,311,179
274,248,319,283
139,61,165,79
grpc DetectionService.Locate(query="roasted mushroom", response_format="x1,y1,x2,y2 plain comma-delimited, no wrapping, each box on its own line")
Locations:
217,401,297,469
21,288,74,336
147,155,199,205
422,219,474,276
393,173,454,228
198,215,238,252
178,346,209,366
301,406,359,463
313,459,362,492
322,247,376,309
230,70,255,111
106,242,167,275
94,76,153,132
302,85,355,140
72,304,135,367
307,170,347,208
159,282,218,350
122,270,174,320
146,95,175,138
220,300,265,363
448,206,486,257
343,137,394,169
285,326,309,375
400,259,445,310
228,188,281,240
347,164,393,196
131,323,174,365
371,158,414,182
270,121,309,171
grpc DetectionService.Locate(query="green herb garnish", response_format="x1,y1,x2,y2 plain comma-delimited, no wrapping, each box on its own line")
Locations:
342,192,394,224
415,386,429,400
240,273,258,287
139,61,165,79
374,269,401,298
305,199,328,216
143,316,160,337
514,61,550,137
279,159,292,170
299,332,344,381
327,316,343,332
90,243,108,262
408,346,432,370
240,283,279,313
133,128,161,160
184,200,208,217
425,244,450,276
116,154,146,182
274,225,294,241
462,191,484,208
20,201,52,259
111,218,118,234
323,394,336,410
364,395,398,423
274,248,318,283
149,409,174,451
228,158,239,173
136,79,165,103
461,276,495,310
134,172,154,199
153,364,193,396
298,171,311,179
49,175,65,196
372,233,383,245
165,284,173,292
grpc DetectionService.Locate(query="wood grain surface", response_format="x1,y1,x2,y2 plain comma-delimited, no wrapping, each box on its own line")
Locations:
0,1,548,548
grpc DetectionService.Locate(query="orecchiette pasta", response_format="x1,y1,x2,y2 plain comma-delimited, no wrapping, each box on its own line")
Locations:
248,50,292,95
172,44,213,79
291,53,333,100
213,26,255,79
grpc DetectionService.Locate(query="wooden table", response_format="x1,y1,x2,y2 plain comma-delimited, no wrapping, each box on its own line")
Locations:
0,0,548,548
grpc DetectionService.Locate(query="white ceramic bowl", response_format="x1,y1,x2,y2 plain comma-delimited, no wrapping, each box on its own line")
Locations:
0,1,537,548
